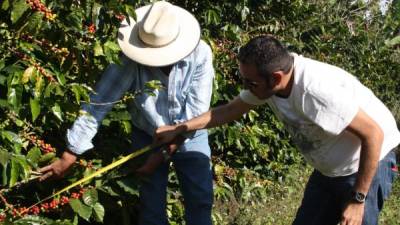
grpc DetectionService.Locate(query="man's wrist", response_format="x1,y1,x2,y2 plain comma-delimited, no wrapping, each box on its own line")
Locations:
175,124,188,134
350,190,367,204
62,149,78,163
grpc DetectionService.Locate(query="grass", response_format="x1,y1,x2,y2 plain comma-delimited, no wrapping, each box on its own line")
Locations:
380,176,400,225
213,164,400,225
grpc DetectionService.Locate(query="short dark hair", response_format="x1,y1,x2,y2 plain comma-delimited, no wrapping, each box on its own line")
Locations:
238,35,293,79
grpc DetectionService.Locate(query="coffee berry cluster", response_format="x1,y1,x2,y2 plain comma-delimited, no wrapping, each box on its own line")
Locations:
87,23,96,34
25,0,56,21
21,34,70,57
13,50,56,82
1,189,86,221
28,135,56,153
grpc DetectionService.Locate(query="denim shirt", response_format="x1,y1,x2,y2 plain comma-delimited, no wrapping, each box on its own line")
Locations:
66,40,214,156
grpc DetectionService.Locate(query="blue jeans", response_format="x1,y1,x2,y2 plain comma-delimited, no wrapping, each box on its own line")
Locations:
131,127,213,225
293,150,398,225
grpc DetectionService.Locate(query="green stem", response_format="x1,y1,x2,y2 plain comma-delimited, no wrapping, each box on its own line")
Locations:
2,164,7,186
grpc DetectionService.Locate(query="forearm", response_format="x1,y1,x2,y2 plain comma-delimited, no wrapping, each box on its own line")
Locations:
354,130,383,194
178,107,225,132
154,97,254,145
177,97,252,133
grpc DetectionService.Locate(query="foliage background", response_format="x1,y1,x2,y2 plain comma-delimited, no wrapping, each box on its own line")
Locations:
0,0,399,224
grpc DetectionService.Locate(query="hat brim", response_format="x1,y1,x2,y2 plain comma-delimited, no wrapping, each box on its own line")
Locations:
117,4,201,67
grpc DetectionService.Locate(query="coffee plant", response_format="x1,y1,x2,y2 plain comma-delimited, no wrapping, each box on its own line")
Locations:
0,0,399,224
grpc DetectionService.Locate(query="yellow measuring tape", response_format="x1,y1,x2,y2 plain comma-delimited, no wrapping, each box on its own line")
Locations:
25,144,155,212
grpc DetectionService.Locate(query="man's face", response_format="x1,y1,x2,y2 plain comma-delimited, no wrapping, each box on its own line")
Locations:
239,62,277,100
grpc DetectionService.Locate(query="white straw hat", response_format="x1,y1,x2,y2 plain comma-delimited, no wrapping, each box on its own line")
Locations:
117,1,201,66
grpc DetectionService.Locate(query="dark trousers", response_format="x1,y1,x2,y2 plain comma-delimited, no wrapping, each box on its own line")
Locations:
293,150,397,225
132,127,213,225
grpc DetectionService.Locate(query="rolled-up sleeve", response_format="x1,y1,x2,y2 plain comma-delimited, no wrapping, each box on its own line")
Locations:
66,114,98,154
66,56,137,155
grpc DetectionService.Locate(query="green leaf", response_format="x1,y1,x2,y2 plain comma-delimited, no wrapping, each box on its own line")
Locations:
98,186,120,197
82,188,98,206
44,82,56,97
38,152,56,166
104,40,121,63
124,4,136,23
12,215,74,224
69,199,93,221
2,0,10,10
14,118,24,127
2,163,8,186
0,99,8,107
73,215,79,225
65,11,84,30
71,84,83,104
13,155,30,179
92,202,105,222
0,75,6,85
205,9,220,25
91,3,103,23
0,60,5,71
26,147,41,167
2,131,22,144
19,41,41,52
30,98,40,121
116,178,139,196
55,71,66,86
21,66,36,84
385,36,400,47
34,75,44,98
11,0,29,24
52,103,63,121
10,158,21,186
94,41,104,56
240,6,250,22
0,150,10,167
104,40,120,52
122,120,131,134
22,12,44,34
8,88,17,108
7,85,22,109
102,119,110,126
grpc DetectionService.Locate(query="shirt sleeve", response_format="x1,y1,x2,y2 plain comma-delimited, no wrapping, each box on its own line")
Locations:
302,80,359,135
66,113,98,154
66,56,137,155
239,90,268,105
183,41,215,119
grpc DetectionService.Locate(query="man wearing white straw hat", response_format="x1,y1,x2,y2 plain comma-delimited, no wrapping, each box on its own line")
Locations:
39,1,215,224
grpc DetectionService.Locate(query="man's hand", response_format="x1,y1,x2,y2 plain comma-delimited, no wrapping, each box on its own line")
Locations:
340,202,365,225
135,151,164,176
38,150,77,181
136,135,186,176
153,125,183,145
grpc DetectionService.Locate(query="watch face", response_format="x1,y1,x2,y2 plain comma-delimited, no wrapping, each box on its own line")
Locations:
353,191,366,203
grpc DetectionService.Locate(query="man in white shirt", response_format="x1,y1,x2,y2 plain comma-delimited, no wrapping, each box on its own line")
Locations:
153,35,399,225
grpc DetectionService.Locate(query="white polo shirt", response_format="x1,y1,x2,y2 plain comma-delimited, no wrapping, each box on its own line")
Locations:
240,54,400,177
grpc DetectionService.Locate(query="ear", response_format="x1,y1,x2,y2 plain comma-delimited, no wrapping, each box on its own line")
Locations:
271,71,283,86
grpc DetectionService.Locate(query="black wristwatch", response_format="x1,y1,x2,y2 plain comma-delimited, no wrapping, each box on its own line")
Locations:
350,191,366,203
